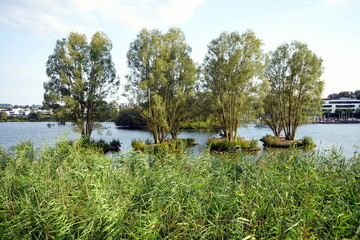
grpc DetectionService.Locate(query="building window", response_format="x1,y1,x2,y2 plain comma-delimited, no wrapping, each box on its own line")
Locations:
335,105,355,108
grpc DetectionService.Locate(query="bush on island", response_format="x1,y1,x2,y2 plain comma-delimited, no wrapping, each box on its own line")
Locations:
131,138,197,156
207,138,260,152
77,138,121,153
260,135,316,149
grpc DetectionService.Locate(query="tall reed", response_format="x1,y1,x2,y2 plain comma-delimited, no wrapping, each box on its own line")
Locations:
0,141,359,239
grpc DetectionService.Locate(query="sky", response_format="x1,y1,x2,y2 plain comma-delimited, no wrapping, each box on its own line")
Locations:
0,0,359,105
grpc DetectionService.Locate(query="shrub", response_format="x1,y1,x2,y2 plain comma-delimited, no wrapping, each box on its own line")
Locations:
76,138,121,153
132,138,196,156
260,134,278,145
207,138,259,152
298,136,316,149
131,139,146,151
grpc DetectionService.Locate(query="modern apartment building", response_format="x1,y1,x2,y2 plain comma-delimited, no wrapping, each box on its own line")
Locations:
322,98,360,113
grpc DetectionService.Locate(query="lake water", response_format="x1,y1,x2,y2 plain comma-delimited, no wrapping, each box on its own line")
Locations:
0,122,359,158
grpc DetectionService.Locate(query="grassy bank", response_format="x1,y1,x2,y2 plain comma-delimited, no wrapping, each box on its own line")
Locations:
0,141,359,239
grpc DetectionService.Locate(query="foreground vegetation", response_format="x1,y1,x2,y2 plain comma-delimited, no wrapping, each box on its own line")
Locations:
1,141,359,239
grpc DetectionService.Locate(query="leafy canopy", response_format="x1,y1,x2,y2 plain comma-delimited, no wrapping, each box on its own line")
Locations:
202,30,266,141
44,32,119,138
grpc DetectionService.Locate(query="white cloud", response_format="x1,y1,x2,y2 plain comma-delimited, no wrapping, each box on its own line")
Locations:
0,0,207,35
158,0,207,25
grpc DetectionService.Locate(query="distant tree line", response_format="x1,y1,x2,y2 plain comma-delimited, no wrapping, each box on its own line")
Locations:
327,90,360,99
44,28,324,142
0,111,50,122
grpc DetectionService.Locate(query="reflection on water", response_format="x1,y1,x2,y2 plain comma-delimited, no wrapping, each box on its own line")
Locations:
0,122,359,158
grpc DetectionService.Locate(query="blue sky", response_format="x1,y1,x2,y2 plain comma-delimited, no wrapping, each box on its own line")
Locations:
0,0,359,105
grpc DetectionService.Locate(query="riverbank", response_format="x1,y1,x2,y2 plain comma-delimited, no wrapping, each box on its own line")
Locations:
0,141,359,239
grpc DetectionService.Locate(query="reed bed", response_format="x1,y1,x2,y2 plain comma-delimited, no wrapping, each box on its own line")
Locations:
0,141,359,239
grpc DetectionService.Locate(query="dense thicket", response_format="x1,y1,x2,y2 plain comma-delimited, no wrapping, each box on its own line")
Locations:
0,142,359,239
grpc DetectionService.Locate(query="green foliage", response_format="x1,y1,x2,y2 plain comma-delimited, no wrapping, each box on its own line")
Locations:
1,142,359,239
263,41,324,140
202,30,267,141
328,90,360,99
355,108,360,118
66,138,121,153
260,134,278,145
0,146,10,170
114,107,146,129
132,138,196,157
207,138,260,152
260,92,283,137
260,135,316,150
126,28,197,143
44,31,119,138
298,136,316,149
131,139,146,151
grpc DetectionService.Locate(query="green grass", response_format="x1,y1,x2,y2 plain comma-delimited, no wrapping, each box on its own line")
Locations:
0,141,359,239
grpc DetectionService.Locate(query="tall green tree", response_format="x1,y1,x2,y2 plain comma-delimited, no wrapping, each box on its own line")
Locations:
264,41,324,140
44,32,118,139
126,28,196,143
162,28,197,139
202,30,266,141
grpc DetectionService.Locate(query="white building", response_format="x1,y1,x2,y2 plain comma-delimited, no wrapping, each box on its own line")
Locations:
322,98,360,113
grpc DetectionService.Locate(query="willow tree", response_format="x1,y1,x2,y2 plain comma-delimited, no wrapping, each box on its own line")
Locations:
264,41,324,140
203,30,266,141
126,28,196,143
162,28,197,139
44,32,118,139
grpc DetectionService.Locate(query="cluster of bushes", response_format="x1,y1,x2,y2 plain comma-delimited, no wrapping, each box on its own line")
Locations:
0,141,359,239
260,135,316,149
207,138,260,152
131,138,196,156
62,138,121,154
87,138,121,153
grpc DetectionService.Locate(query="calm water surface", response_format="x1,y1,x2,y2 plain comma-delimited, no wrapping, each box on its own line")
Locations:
0,122,359,158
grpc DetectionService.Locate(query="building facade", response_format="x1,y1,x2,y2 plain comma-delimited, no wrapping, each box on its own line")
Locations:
322,98,360,113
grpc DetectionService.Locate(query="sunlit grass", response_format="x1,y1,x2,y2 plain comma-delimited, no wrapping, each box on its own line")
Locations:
0,141,359,239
